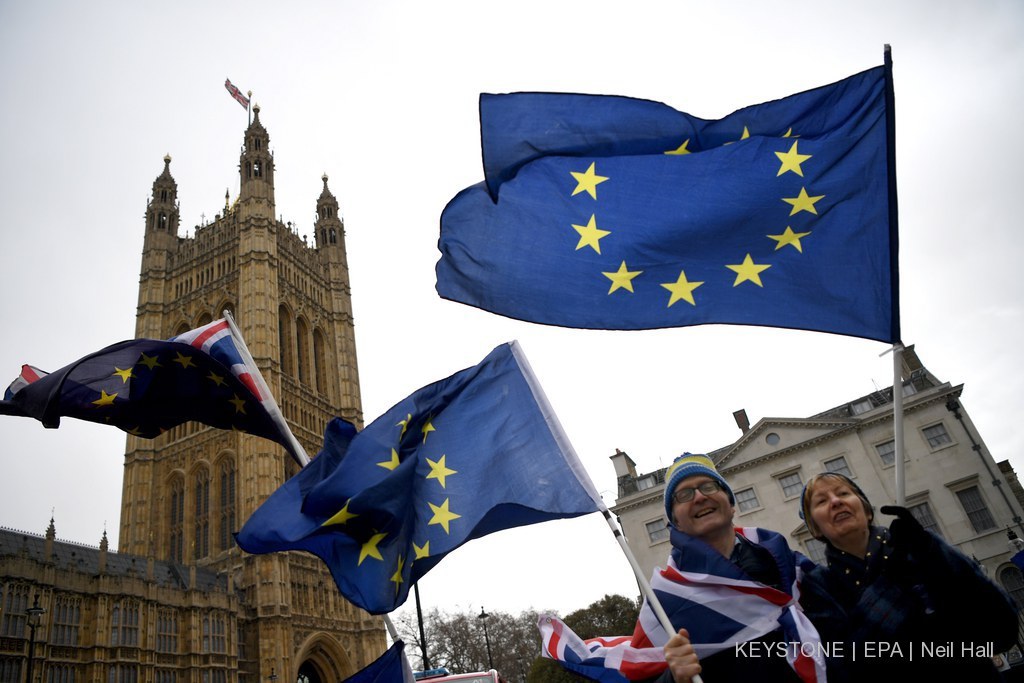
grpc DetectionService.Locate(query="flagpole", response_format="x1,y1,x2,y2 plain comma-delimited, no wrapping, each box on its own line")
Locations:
510,341,704,683
247,90,253,127
224,310,417,672
222,310,310,466
893,343,906,506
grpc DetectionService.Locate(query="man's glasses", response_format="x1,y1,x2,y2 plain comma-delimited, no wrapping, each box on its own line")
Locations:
671,480,723,504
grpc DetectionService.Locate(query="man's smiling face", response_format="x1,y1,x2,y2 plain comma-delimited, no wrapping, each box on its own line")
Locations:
670,474,735,542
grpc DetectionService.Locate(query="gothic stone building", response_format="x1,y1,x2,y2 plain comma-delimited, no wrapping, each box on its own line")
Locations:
0,106,386,683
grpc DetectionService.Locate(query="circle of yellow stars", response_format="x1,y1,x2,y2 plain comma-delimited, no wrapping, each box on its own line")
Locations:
567,130,825,308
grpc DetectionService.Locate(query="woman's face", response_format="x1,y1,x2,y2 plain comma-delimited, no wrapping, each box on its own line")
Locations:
808,477,872,548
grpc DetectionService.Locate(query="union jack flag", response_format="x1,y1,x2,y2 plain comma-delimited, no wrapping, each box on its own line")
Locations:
3,364,46,400
171,319,262,400
224,78,250,110
540,527,826,682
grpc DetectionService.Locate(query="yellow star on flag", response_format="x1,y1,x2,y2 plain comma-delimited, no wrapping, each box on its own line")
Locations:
321,501,358,527
390,555,405,592
571,215,611,254
138,353,161,370
173,352,195,369
92,390,117,407
426,454,458,488
660,271,704,307
427,498,461,534
421,419,435,444
413,541,430,560
377,448,400,471
397,413,412,437
207,371,226,387
774,141,812,177
664,139,692,155
726,254,772,287
724,127,751,145
603,261,642,294
570,162,608,200
112,367,133,383
229,394,247,414
358,532,387,565
782,187,825,216
768,226,812,252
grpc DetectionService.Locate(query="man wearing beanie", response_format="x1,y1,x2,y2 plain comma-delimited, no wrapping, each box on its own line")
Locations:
647,453,824,683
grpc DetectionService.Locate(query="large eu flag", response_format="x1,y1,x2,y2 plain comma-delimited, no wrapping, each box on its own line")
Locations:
236,341,602,614
0,319,298,461
437,62,900,343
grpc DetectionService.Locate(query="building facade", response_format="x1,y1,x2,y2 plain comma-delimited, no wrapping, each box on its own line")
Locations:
611,346,1024,629
1,106,385,683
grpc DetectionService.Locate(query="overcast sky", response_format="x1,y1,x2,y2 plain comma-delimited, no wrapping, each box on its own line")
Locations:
1,0,1022,626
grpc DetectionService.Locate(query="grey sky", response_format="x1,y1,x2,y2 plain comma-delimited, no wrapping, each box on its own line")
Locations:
1,0,1022,621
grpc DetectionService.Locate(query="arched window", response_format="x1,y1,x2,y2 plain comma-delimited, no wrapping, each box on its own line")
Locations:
219,459,236,552
278,306,294,377
169,477,184,563
296,318,309,384
313,329,327,395
194,469,210,560
1000,565,1024,609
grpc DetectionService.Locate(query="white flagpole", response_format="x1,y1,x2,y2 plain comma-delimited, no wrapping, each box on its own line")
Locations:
224,311,419,675
222,309,310,466
510,341,705,683
892,343,906,506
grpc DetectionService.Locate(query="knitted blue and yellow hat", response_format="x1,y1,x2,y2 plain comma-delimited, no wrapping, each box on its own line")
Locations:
663,452,734,520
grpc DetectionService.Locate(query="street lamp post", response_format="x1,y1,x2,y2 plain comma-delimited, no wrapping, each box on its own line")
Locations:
25,594,45,683
477,607,493,671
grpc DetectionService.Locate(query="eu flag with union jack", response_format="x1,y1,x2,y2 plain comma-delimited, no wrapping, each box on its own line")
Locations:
437,61,899,343
236,341,601,614
0,318,298,462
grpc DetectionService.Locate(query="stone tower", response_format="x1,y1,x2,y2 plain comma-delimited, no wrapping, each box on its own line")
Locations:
120,104,382,683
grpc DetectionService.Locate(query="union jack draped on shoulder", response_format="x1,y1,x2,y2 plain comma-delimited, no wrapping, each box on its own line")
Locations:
539,527,826,682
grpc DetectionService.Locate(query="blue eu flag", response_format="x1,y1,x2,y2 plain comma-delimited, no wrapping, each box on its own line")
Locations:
342,641,414,683
437,64,900,343
236,341,601,614
0,319,294,455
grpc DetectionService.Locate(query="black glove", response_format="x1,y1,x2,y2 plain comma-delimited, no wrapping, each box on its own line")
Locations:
880,505,931,555
881,505,938,614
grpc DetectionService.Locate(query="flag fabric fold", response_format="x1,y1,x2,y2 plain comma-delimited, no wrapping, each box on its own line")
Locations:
0,319,298,461
236,341,602,614
437,64,899,343
341,640,415,683
224,78,250,109
540,527,826,682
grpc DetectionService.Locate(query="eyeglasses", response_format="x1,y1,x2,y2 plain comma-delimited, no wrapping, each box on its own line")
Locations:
671,480,723,504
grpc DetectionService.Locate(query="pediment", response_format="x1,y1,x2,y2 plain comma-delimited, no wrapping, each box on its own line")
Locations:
715,416,855,471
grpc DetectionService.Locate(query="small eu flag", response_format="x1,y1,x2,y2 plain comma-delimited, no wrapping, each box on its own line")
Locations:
236,341,601,614
342,641,415,683
0,319,298,461
437,62,900,343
